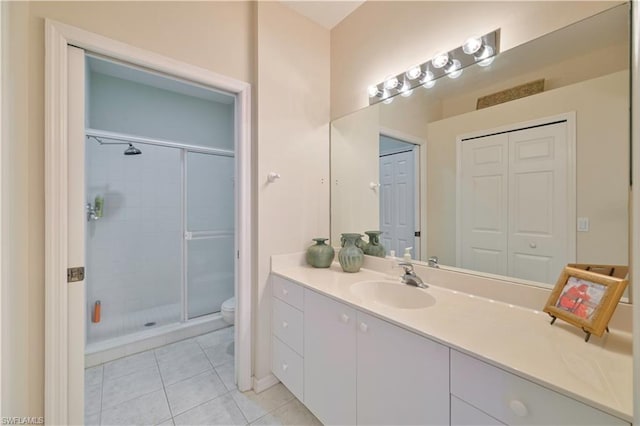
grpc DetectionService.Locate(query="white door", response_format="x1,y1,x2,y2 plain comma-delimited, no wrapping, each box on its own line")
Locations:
68,45,87,425
380,149,416,257
508,123,568,283
460,133,509,275
356,311,450,425
459,121,570,283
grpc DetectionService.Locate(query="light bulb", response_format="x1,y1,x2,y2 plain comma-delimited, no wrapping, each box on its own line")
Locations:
383,96,394,105
463,36,483,55
432,52,450,69
367,85,380,97
448,68,463,79
422,80,436,89
444,59,461,75
405,65,422,80
475,45,495,67
419,70,434,84
401,88,413,97
383,76,399,90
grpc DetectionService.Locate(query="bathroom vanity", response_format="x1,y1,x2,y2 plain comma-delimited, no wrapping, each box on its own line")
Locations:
270,254,632,426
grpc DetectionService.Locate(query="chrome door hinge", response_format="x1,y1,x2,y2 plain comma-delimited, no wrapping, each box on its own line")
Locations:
67,266,85,283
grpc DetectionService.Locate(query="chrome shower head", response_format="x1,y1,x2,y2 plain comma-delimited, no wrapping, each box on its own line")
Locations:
124,144,142,156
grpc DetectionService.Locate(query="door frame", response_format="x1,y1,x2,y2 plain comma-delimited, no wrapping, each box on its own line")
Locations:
45,20,253,424
379,127,425,259
455,112,577,287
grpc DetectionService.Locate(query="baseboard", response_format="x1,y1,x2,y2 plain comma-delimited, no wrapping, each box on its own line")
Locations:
252,373,279,394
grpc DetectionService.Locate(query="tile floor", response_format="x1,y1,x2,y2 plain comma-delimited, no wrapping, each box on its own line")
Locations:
85,326,321,425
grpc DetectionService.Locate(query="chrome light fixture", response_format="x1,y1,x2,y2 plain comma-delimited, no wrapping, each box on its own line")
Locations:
368,29,500,105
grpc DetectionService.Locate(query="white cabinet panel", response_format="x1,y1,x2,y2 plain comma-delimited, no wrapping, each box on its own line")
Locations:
272,297,303,355
272,274,303,310
356,311,450,425
272,336,303,402
451,396,504,426
450,350,628,426
304,289,357,425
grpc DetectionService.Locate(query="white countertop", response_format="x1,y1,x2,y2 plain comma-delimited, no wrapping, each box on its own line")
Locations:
271,259,633,422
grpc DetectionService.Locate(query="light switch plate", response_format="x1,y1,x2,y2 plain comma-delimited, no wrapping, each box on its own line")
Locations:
577,217,589,232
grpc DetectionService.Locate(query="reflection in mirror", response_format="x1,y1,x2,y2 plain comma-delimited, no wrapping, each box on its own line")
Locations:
330,3,630,294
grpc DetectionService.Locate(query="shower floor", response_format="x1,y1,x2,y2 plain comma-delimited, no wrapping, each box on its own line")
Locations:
87,299,220,345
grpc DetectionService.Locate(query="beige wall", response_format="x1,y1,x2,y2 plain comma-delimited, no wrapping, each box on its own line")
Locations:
2,0,329,417
331,1,620,120
331,105,380,243
254,1,330,380
427,71,629,267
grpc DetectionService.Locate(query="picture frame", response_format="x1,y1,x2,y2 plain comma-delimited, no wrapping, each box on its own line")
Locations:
543,266,628,342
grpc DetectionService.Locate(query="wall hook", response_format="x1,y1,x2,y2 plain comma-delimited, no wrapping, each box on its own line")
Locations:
369,182,380,190
268,172,281,183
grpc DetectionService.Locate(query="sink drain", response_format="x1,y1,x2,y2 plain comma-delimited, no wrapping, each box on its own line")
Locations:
144,322,156,327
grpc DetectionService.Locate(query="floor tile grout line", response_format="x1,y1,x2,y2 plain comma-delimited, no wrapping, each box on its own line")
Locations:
152,349,176,424
171,390,236,423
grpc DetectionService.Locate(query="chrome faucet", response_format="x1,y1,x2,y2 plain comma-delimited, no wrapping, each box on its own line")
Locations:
428,256,439,268
398,262,428,289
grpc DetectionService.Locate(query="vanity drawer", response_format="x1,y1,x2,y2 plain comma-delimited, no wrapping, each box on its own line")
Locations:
272,275,304,310
272,297,303,355
450,350,628,426
451,395,504,426
272,336,304,402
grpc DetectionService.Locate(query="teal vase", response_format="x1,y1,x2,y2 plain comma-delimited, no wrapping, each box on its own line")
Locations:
306,238,335,268
338,233,365,273
364,231,386,257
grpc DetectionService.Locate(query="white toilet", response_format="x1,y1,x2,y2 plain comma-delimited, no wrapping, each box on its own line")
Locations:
221,297,235,325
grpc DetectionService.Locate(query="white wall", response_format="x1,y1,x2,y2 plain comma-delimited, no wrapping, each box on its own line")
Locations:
90,72,234,150
427,71,629,266
331,1,619,120
254,2,330,381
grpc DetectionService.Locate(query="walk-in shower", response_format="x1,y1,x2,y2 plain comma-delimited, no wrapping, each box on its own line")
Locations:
84,55,237,359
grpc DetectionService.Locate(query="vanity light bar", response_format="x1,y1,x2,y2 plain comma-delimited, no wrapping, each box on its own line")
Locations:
368,29,500,105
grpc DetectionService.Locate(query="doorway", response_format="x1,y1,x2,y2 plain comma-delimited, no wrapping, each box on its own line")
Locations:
45,21,252,425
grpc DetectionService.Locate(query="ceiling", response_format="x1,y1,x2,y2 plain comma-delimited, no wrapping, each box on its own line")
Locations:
281,0,366,29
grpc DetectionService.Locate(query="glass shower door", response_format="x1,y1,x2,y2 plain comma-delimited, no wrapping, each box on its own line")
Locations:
185,151,235,319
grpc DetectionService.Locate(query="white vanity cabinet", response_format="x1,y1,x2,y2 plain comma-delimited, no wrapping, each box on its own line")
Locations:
450,350,629,426
304,288,358,425
356,310,450,425
271,275,305,401
303,287,450,425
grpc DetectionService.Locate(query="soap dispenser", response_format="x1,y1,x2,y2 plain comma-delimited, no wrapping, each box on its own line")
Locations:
403,247,413,261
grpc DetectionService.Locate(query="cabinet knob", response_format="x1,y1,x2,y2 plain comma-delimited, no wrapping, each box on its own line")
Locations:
529,242,537,249
509,400,528,417
281,363,288,372
282,321,288,329
340,313,350,323
359,322,369,333
282,288,289,296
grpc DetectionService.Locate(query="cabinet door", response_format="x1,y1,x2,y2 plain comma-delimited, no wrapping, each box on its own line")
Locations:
451,395,504,426
304,289,357,425
357,311,450,425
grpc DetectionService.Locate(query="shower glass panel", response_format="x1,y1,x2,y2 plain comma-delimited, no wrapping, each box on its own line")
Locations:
86,142,182,344
186,152,235,319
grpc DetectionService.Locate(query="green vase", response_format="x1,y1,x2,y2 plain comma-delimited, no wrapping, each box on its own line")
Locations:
306,238,335,268
338,233,365,273
364,231,386,257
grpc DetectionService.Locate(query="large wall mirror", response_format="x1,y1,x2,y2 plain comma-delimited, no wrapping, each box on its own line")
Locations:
330,3,631,295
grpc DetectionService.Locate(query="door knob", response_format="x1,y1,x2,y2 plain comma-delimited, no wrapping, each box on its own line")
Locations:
359,322,369,333
340,313,350,323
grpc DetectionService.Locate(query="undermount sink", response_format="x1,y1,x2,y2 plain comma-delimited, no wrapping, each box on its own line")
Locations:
350,280,436,309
